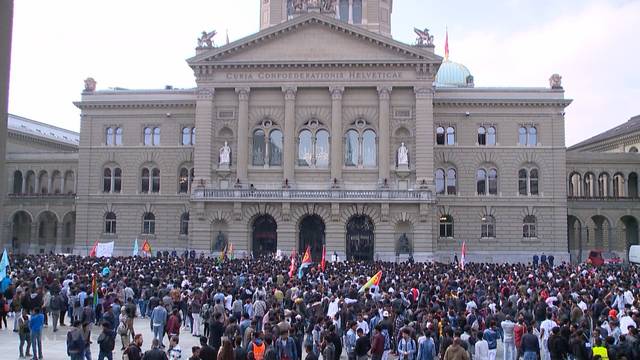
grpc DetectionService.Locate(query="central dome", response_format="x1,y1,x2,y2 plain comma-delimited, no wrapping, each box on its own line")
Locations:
435,60,474,88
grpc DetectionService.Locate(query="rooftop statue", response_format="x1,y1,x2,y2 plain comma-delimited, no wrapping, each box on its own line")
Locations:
549,73,563,89
414,28,434,46
83,77,96,93
197,30,217,48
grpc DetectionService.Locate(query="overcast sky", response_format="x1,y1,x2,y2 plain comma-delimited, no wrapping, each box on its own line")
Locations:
8,0,640,145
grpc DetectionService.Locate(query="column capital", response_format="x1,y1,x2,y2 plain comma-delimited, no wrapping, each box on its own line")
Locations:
414,86,434,99
196,88,214,100
282,86,298,100
329,86,344,100
235,87,251,101
377,86,392,100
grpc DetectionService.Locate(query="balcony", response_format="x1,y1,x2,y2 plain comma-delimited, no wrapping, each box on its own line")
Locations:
7,193,76,199
192,188,434,203
568,196,639,201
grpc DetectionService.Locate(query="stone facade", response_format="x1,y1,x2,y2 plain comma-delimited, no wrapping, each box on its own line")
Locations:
4,1,636,263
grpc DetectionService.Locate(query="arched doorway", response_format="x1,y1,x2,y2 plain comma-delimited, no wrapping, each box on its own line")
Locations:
61,212,76,253
567,215,583,263
629,172,638,198
299,215,325,262
620,216,639,257
590,215,611,250
211,220,229,253
11,211,32,254
346,215,374,261
252,214,277,257
37,211,58,254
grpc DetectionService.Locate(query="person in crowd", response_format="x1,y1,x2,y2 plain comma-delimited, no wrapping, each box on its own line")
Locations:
142,338,168,360
29,307,44,360
97,321,117,360
67,320,86,360
167,335,182,360
125,334,144,360
18,311,32,358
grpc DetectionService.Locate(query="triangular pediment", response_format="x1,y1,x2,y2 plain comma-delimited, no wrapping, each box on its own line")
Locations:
188,14,441,66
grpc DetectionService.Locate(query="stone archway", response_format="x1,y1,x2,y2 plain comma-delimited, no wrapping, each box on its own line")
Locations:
11,211,32,254
620,216,639,257
567,215,583,263
590,215,611,250
61,212,76,253
252,214,277,257
346,215,374,261
298,215,325,262
36,211,58,254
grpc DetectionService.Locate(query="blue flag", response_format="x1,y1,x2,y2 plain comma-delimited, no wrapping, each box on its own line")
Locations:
133,238,139,257
0,249,9,281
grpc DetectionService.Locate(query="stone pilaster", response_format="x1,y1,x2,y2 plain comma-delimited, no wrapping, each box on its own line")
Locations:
194,88,215,185
236,87,251,183
414,86,434,186
282,87,297,184
0,0,12,251
377,86,391,185
329,87,344,184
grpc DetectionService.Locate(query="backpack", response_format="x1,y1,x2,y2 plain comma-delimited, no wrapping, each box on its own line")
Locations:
99,332,116,352
117,320,128,336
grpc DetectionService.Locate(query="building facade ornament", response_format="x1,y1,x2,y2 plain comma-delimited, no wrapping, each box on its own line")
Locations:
197,30,217,48
414,28,434,47
549,73,563,89
282,86,298,100
83,77,96,93
329,86,344,100
219,141,231,166
235,87,250,101
377,86,392,100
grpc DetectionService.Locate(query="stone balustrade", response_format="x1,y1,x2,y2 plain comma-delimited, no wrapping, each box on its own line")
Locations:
192,188,434,203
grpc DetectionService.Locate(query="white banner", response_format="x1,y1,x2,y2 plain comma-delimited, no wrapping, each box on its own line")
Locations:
95,242,115,258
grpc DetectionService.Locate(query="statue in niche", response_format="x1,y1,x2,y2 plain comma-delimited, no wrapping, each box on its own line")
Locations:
219,141,231,165
398,233,411,254
213,231,227,252
397,142,409,166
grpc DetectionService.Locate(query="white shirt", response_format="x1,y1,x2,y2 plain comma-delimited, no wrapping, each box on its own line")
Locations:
474,339,489,360
327,299,340,318
540,319,557,340
357,320,369,335
619,315,636,335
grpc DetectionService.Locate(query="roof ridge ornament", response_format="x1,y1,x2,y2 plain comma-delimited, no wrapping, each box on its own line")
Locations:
549,74,563,90
197,30,217,49
414,28,434,48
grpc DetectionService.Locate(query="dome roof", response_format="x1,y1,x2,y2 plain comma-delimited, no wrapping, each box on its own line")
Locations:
435,60,474,88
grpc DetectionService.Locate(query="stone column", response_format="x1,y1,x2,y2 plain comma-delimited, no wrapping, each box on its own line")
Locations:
0,0,13,250
21,175,26,193
329,87,344,184
414,86,434,186
55,224,64,253
377,86,391,185
236,88,251,183
194,88,215,185
282,87,297,184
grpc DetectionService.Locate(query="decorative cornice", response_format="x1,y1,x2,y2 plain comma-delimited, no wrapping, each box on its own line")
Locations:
7,131,79,151
414,86,434,99
74,101,196,110
433,99,573,108
196,88,214,100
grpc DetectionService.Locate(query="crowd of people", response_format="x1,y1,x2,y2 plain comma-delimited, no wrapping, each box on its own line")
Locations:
0,253,639,360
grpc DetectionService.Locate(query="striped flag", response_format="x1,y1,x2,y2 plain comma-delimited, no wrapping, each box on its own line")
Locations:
444,27,450,61
359,270,382,293
297,246,312,279
92,274,98,309
89,241,98,257
142,240,152,255
460,241,466,270
288,249,297,278
320,245,326,272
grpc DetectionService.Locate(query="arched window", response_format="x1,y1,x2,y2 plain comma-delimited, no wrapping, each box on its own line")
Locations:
141,168,150,193
613,173,625,197
105,212,116,234
315,130,330,168
446,168,457,195
269,129,283,166
481,215,496,238
352,0,362,24
13,171,23,194
518,127,527,145
103,168,112,192
297,124,330,168
106,127,114,146
191,127,196,145
487,127,496,145
435,169,445,195
339,0,349,22
252,129,266,166
345,130,359,166
439,215,454,238
178,167,194,194
113,168,122,193
344,122,376,168
182,127,192,145
476,169,487,195
629,146,639,153
115,127,122,145
298,130,312,167
38,171,49,194
151,168,160,193
569,173,581,197
142,212,155,234
143,127,152,146
477,127,486,145
584,173,595,197
519,169,528,196
153,127,161,145
523,215,537,238
598,173,610,197
362,129,377,168
436,126,445,145
180,212,189,236
528,127,537,146
530,169,539,195
25,171,35,194
64,171,75,194
488,169,498,195
446,127,455,145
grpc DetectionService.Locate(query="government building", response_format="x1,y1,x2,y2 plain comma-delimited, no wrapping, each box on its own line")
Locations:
2,0,638,263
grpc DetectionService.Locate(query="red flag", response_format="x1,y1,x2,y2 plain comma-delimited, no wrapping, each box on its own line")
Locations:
89,241,98,257
460,241,466,270
321,245,326,272
444,28,449,61
301,246,312,266
142,240,152,254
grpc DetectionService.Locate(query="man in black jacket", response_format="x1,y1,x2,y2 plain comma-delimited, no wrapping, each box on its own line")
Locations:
97,322,116,360
199,336,217,360
124,334,144,360
547,326,569,360
355,328,370,360
208,312,225,353
142,338,168,360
